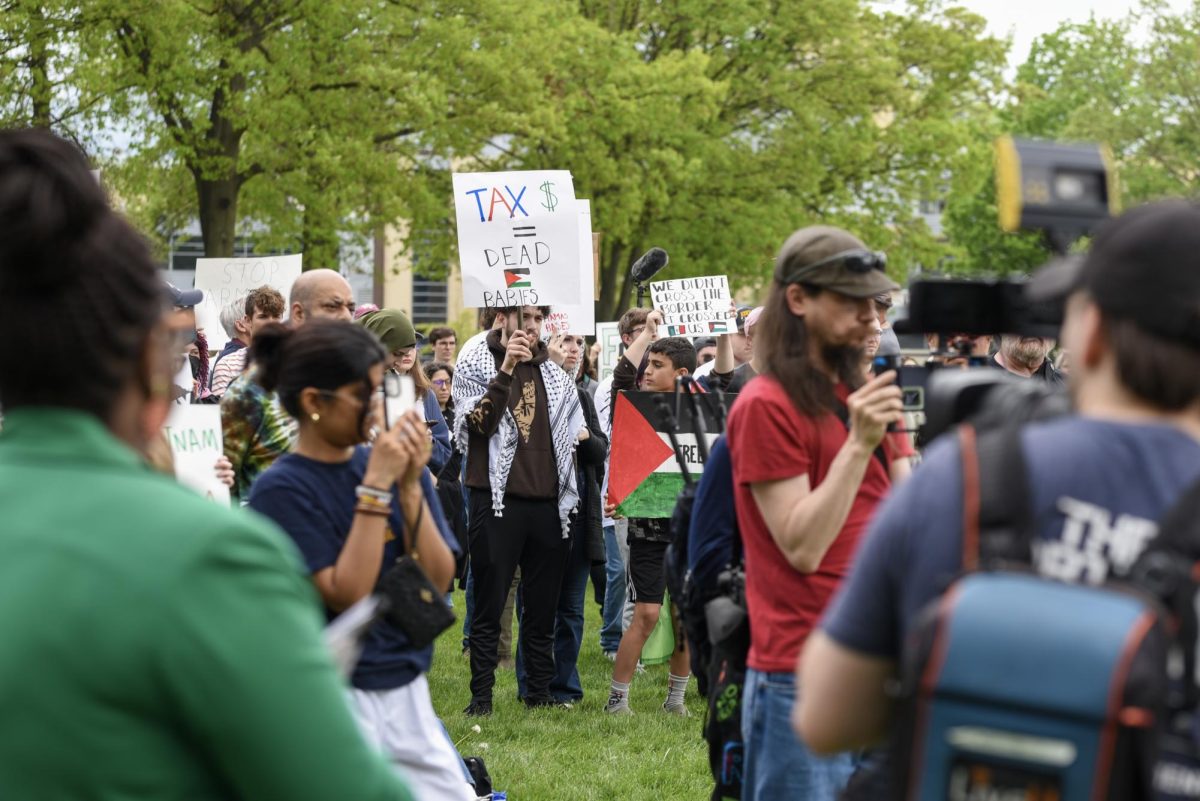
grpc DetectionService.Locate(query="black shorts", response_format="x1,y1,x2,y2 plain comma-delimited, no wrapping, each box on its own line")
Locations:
627,538,669,605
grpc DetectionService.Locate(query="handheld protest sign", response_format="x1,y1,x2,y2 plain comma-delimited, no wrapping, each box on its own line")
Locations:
163,405,231,505
595,322,621,382
194,254,302,352
543,199,597,337
650,275,736,337
453,170,581,310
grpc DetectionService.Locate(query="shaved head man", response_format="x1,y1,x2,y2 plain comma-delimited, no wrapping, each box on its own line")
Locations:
289,269,356,325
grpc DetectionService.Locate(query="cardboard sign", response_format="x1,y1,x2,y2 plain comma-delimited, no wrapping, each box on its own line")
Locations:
164,405,231,505
194,254,303,351
650,275,736,337
595,321,621,382
543,199,596,336
453,170,581,309
607,390,729,518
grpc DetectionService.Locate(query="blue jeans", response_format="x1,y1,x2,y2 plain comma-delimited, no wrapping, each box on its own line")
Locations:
516,523,589,702
599,524,626,652
741,668,854,801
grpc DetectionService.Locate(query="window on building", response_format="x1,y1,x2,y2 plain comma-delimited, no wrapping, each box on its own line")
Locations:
412,275,448,324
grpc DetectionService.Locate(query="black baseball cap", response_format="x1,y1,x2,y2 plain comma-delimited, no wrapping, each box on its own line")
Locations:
775,225,899,298
1028,200,1200,349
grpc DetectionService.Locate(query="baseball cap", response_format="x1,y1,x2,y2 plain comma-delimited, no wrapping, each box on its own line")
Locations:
775,225,899,298
692,336,718,350
164,280,204,309
1028,200,1200,349
734,304,754,333
744,306,764,335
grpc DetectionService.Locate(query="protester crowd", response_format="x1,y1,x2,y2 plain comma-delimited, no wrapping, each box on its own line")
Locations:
4,127,1200,801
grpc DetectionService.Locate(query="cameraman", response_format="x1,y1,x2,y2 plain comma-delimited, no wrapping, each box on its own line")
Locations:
796,201,1200,754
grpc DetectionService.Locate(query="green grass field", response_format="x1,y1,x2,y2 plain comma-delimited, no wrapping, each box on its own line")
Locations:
428,587,712,800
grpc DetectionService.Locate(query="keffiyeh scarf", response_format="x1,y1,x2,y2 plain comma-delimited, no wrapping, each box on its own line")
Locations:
452,337,585,536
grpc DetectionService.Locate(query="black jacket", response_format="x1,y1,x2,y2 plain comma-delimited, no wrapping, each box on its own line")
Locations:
574,386,609,562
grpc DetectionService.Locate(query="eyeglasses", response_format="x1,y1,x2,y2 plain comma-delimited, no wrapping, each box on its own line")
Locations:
319,299,358,314
318,387,380,408
785,249,887,284
432,378,450,388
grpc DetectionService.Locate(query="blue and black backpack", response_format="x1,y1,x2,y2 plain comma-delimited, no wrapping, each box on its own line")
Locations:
892,423,1200,801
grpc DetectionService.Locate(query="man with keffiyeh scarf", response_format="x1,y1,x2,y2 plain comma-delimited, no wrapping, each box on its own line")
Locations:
452,304,585,717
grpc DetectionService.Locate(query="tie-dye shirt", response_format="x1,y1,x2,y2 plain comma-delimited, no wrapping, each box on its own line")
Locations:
220,367,297,504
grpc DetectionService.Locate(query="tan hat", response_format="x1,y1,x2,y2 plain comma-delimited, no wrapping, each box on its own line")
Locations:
775,225,900,298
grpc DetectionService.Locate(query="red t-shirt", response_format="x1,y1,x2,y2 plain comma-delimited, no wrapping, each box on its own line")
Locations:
726,375,898,673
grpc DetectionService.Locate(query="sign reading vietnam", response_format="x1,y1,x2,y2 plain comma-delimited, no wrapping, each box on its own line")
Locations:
650,274,736,337
164,404,231,506
453,170,581,309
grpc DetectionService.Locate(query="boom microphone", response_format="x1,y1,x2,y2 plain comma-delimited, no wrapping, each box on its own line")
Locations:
630,247,669,284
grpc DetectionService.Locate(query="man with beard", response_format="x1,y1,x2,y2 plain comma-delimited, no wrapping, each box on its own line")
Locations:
725,226,908,800
992,334,1066,383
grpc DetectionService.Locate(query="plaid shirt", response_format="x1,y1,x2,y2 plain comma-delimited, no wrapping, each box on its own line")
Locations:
220,367,297,503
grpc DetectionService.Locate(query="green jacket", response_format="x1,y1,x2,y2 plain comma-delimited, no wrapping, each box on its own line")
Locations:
0,408,412,801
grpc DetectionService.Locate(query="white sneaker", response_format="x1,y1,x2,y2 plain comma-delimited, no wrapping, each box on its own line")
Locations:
662,701,690,717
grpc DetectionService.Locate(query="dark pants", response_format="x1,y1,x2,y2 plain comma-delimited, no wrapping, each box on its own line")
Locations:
468,489,568,703
515,515,590,701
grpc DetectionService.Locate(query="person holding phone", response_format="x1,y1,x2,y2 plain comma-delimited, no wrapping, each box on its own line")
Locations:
246,320,471,801
358,309,452,474
0,130,414,800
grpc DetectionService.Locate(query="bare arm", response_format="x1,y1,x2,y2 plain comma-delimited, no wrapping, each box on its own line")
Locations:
795,631,895,754
750,372,903,573
622,310,660,369
750,443,875,573
714,333,734,375
399,484,456,593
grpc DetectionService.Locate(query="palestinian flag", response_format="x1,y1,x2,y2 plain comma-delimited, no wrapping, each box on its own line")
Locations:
504,268,531,288
607,390,729,518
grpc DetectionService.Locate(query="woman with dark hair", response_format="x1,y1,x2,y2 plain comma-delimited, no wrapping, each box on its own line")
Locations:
245,321,472,801
427,361,467,581
358,309,452,473
0,129,412,799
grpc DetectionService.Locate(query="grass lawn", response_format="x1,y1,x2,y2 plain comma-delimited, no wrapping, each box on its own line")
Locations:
428,586,712,800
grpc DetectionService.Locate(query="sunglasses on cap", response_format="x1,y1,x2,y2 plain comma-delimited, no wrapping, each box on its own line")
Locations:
785,249,888,283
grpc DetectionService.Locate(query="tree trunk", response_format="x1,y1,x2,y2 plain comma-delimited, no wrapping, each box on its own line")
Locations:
27,6,52,128
598,240,628,322
196,175,238,257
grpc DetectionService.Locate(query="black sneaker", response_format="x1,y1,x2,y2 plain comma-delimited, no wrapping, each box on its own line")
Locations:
464,699,492,717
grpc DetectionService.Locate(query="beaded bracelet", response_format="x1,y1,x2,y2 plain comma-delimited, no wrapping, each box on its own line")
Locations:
355,502,391,518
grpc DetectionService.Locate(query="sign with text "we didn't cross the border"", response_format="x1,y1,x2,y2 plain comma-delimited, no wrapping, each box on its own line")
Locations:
453,170,581,309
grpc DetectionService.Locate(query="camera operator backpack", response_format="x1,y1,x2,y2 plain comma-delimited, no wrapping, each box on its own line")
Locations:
892,423,1200,801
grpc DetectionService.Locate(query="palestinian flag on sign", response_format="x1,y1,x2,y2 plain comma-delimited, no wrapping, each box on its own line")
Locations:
607,390,729,518
504,268,531,288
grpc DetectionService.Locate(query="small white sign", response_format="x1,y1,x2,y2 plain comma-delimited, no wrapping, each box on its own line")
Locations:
650,274,736,337
595,321,622,382
543,200,596,336
453,170,581,309
194,254,302,351
164,405,231,505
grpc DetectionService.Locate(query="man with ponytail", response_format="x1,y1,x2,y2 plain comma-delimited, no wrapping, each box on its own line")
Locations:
0,129,414,800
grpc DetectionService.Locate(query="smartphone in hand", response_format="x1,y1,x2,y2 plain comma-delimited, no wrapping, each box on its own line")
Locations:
383,372,416,430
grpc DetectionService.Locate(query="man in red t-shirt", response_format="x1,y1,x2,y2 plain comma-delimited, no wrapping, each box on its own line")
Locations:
726,225,906,801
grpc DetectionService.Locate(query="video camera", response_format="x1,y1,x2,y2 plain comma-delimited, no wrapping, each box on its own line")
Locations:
886,138,1117,446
